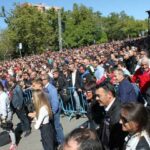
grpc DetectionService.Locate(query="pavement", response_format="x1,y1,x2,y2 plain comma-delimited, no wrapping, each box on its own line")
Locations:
1,114,87,150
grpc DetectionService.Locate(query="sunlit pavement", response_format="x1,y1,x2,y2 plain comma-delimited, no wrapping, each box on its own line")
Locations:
1,114,87,150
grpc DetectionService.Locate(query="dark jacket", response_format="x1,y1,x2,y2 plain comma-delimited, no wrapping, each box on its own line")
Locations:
118,79,137,104
53,76,67,93
87,100,105,125
82,100,105,129
11,84,24,109
136,136,150,149
128,56,137,74
98,99,126,150
68,70,82,89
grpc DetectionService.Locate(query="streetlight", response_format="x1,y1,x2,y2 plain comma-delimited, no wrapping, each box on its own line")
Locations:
146,10,150,36
58,8,62,52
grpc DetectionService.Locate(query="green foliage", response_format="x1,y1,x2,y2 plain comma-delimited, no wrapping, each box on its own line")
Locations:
63,4,103,48
1,4,54,55
0,29,15,60
0,4,148,56
103,11,147,40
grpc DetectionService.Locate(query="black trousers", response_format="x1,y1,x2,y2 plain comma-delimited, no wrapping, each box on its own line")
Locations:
15,108,30,131
40,122,55,150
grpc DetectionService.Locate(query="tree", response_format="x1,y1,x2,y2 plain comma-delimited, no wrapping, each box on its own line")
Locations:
1,4,54,55
103,11,147,40
0,3,148,56
0,29,15,60
63,4,103,48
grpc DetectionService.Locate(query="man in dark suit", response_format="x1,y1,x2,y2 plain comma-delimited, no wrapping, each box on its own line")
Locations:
95,82,126,150
114,69,137,103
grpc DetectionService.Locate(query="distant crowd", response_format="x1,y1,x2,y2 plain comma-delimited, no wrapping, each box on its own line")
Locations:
0,37,150,150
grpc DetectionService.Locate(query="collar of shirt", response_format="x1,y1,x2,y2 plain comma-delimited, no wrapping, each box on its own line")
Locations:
105,98,115,112
45,82,49,88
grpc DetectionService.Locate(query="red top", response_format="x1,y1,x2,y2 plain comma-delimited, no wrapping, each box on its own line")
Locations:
132,68,150,93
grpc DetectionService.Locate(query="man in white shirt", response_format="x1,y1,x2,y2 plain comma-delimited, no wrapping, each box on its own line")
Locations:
68,63,82,112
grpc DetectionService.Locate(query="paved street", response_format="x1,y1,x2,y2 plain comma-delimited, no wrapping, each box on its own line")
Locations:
1,115,87,150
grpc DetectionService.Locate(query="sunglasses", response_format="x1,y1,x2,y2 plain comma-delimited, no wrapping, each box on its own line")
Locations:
120,115,129,124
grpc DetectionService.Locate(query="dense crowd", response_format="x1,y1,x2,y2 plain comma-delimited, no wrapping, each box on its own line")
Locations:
0,37,150,150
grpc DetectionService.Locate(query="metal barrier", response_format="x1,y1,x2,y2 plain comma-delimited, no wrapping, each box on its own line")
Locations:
59,87,87,120
23,87,88,120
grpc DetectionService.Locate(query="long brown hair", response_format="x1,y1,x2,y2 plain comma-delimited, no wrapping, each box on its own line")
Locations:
32,90,52,119
121,103,150,136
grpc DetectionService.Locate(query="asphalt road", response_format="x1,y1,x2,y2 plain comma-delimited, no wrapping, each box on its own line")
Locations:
1,114,87,150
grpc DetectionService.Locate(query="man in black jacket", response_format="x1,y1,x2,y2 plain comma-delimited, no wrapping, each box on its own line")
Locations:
53,69,67,93
9,77,31,137
95,82,126,150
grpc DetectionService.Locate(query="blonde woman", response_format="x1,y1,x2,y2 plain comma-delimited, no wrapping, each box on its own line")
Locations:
28,90,55,150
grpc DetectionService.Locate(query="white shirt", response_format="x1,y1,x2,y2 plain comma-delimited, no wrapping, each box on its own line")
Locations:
0,91,11,119
105,98,115,112
125,130,150,150
72,70,77,87
34,106,49,130
45,82,49,88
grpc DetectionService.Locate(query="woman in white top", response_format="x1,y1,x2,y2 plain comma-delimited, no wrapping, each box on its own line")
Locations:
28,90,55,150
120,103,150,150
0,82,17,150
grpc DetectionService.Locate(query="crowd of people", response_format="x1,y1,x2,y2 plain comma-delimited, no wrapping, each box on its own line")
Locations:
0,37,150,150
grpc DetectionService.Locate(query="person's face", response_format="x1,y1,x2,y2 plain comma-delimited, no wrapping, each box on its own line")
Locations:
79,67,85,74
53,72,59,79
124,54,129,59
8,80,14,87
69,64,74,72
95,88,110,107
118,64,122,70
30,72,36,80
23,73,29,79
32,82,43,90
41,77,48,86
141,62,149,72
120,110,139,133
63,139,79,150
85,90,93,101
84,59,89,66
140,52,146,58
114,71,123,83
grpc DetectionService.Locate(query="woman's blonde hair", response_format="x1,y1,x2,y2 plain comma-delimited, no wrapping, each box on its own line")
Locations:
32,90,52,119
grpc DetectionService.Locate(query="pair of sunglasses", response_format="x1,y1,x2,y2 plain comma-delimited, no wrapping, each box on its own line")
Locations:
120,115,129,124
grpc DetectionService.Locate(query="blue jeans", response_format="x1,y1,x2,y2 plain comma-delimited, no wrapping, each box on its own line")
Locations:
54,107,64,144
73,90,81,111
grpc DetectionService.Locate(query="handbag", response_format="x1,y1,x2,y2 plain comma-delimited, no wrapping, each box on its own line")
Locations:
0,131,11,147
0,121,13,130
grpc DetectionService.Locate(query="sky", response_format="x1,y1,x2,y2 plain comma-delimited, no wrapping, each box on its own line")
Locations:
0,0,150,29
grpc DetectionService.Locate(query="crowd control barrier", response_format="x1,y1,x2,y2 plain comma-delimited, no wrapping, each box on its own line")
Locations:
59,87,88,120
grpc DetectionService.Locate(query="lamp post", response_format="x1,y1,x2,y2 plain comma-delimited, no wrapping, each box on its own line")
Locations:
58,8,62,52
146,10,150,36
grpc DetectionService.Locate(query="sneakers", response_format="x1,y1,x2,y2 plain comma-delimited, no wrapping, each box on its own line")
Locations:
9,144,17,150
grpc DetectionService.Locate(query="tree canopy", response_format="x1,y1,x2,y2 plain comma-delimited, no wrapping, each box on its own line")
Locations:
0,3,147,58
